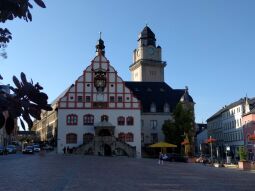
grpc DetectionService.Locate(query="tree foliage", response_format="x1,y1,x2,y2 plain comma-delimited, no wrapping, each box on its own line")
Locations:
0,0,46,57
162,103,194,155
0,73,52,133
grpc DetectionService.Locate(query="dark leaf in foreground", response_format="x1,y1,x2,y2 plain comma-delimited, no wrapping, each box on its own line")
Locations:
0,113,5,129
5,116,15,135
13,75,21,89
34,0,46,8
20,72,28,85
19,118,26,131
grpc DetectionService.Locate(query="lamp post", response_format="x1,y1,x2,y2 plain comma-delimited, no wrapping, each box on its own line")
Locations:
210,136,213,163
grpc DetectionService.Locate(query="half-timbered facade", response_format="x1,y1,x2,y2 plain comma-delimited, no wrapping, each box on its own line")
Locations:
57,39,141,157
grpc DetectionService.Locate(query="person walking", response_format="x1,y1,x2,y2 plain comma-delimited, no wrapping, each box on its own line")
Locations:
63,146,66,154
158,152,164,165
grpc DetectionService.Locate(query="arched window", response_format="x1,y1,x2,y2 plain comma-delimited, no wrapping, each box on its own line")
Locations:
83,133,94,144
66,133,77,144
126,132,134,142
66,114,78,125
117,116,125,126
83,114,94,125
150,103,156,112
118,133,125,142
126,116,134,126
164,103,170,113
101,115,109,122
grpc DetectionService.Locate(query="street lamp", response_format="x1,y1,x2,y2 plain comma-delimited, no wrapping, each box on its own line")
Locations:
205,136,216,163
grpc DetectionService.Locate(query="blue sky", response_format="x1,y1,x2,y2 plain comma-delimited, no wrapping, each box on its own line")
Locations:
1,0,255,123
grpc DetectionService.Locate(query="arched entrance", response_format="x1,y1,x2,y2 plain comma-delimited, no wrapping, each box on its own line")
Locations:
104,144,112,156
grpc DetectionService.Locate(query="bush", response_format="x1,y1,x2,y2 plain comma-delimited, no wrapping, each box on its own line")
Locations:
238,146,247,162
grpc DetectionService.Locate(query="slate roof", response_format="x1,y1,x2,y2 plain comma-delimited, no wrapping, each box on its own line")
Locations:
207,97,255,121
139,26,156,40
125,82,193,113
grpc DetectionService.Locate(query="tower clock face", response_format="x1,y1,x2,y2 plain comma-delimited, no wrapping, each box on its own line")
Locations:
148,47,154,56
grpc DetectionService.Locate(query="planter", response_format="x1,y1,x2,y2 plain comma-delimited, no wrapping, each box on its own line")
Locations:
238,161,251,170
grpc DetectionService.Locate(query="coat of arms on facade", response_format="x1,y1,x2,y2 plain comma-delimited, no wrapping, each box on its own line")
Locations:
94,70,106,93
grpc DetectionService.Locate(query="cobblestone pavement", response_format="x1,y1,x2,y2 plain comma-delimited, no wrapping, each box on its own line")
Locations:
0,153,255,191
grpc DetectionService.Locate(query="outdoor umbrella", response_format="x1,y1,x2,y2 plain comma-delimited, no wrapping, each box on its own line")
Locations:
149,141,177,153
204,136,216,161
249,134,255,141
205,136,216,144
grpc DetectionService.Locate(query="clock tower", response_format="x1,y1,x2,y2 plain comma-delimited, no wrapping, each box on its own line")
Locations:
129,26,166,82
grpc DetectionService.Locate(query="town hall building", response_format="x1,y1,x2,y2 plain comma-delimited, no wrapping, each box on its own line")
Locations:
32,26,194,158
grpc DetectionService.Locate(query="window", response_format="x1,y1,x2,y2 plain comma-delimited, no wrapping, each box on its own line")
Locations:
127,116,134,126
141,133,144,143
118,96,123,102
117,116,125,125
101,115,109,122
164,103,170,112
150,120,157,130
126,132,134,142
150,103,156,112
151,133,158,143
141,120,144,128
86,96,91,102
77,96,83,102
66,133,77,144
110,96,115,102
66,114,78,125
118,133,125,142
83,114,94,125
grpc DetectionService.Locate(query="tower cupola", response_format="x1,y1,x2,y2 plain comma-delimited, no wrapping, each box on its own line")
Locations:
96,33,105,56
138,26,156,47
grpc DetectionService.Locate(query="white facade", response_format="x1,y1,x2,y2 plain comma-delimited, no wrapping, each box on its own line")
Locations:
207,99,249,157
57,52,141,157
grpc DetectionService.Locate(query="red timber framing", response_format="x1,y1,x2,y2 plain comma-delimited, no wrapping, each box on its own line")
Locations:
58,54,141,110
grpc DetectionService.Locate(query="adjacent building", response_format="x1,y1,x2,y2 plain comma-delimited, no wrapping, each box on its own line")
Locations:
207,97,255,159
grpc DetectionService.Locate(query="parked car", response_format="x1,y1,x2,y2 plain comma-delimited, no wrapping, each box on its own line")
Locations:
33,145,41,152
6,145,17,154
22,146,34,154
163,153,188,162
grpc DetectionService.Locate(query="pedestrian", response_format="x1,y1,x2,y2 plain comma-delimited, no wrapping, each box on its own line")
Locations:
158,152,164,165
63,146,66,154
67,146,70,154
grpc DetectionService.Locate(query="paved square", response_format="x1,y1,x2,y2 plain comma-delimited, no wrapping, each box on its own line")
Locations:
0,153,255,191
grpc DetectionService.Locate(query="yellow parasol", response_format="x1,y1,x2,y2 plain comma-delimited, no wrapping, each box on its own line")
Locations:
149,141,177,153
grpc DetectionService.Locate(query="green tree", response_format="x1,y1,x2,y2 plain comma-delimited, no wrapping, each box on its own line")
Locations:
238,146,247,161
162,103,195,155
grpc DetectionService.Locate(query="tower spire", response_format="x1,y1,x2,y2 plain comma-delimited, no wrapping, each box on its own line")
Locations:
96,32,105,56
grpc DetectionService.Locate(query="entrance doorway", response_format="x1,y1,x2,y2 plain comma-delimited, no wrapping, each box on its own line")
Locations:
104,144,112,156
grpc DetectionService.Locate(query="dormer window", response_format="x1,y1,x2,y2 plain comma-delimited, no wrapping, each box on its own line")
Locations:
150,103,156,112
164,103,170,113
